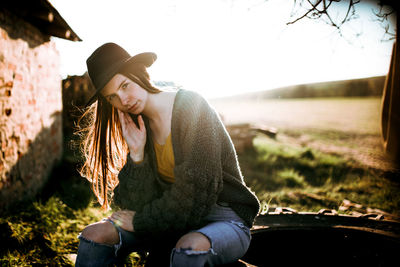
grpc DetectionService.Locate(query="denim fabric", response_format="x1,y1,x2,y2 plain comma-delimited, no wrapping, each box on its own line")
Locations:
75,217,157,267
75,203,251,267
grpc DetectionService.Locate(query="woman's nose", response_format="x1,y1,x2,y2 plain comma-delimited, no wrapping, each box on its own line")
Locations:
118,92,129,106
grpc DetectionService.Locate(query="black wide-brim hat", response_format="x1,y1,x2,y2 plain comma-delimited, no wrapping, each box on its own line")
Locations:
85,42,157,107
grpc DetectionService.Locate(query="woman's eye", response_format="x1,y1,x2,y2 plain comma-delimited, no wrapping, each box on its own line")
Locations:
108,95,116,101
122,83,129,89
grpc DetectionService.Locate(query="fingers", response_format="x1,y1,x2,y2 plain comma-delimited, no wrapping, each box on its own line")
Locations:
118,110,139,132
110,210,135,232
138,115,145,131
117,110,146,156
124,112,134,124
120,110,132,127
117,110,127,131
126,114,145,132
118,113,125,135
110,211,125,227
110,210,135,220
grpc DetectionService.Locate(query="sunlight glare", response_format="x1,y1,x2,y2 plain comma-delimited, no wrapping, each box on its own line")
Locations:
50,0,394,98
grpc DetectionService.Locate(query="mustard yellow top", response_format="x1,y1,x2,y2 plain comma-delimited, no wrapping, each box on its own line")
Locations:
153,132,175,183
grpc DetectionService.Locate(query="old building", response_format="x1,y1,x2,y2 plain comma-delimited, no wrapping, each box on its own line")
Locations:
0,0,80,210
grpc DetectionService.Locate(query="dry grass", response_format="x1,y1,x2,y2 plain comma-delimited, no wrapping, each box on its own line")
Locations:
211,97,381,134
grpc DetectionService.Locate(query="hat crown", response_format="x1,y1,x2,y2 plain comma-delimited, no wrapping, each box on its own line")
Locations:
86,43,130,89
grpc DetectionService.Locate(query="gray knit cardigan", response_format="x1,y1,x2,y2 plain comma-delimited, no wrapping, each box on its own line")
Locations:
113,89,260,235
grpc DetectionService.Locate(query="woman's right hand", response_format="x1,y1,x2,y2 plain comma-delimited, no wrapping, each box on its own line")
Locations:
118,110,146,163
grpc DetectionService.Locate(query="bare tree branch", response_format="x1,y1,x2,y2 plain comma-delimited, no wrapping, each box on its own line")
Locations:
373,1,396,40
287,0,323,25
286,0,396,41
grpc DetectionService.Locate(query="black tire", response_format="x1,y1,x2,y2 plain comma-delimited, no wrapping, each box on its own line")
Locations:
243,213,400,267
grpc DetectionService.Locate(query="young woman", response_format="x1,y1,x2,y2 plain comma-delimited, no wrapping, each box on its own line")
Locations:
75,42,260,267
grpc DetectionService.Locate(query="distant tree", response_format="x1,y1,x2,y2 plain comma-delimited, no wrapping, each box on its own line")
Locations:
153,80,183,90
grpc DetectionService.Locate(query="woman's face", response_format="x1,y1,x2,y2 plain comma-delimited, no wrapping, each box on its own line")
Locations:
101,73,148,114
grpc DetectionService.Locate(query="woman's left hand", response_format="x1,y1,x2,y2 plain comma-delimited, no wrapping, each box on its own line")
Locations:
109,210,136,232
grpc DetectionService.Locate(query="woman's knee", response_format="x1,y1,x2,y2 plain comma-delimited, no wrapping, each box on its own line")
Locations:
175,232,211,251
81,220,119,245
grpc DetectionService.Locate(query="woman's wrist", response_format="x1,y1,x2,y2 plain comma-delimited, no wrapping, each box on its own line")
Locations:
130,152,144,163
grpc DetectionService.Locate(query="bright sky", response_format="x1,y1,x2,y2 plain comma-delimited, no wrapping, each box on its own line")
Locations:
50,0,395,98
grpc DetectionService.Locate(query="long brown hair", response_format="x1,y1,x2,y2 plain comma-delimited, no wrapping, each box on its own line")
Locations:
78,63,161,209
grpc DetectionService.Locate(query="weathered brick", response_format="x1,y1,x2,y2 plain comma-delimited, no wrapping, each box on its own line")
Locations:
14,73,23,81
7,63,16,72
0,9,63,209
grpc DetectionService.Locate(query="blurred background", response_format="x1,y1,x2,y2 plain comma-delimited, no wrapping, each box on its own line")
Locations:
0,0,398,265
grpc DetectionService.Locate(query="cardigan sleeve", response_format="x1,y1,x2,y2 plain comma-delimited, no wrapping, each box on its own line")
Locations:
132,92,225,235
112,149,161,211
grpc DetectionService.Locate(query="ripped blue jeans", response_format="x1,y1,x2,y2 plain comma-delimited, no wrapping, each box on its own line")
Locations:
75,203,251,267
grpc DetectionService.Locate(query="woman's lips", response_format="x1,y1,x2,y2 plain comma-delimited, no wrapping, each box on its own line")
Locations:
128,102,138,113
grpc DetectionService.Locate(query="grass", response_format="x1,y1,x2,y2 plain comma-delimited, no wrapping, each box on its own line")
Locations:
0,197,105,266
0,154,105,266
0,157,144,267
239,134,400,215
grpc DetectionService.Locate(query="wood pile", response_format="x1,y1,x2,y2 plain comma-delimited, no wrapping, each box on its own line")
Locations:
339,199,400,221
225,123,278,153
283,192,400,221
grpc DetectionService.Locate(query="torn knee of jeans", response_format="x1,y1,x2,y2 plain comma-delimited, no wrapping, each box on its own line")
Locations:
78,231,123,257
80,226,120,246
173,247,217,256
78,233,113,248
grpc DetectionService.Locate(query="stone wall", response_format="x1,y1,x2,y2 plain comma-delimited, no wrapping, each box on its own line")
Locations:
62,74,95,138
0,9,63,210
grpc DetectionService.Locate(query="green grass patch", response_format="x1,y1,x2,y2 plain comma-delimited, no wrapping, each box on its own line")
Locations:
239,134,400,214
0,196,101,266
276,169,306,188
0,159,144,266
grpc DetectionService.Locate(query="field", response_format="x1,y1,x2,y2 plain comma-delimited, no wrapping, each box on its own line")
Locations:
211,96,392,170
211,97,381,134
1,96,399,266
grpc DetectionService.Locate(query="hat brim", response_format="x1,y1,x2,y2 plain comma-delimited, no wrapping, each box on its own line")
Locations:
125,52,157,68
85,52,157,107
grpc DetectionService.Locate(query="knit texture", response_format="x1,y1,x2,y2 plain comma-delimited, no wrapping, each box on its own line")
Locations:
113,89,260,235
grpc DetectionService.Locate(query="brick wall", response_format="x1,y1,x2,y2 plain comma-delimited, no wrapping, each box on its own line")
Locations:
0,9,63,209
